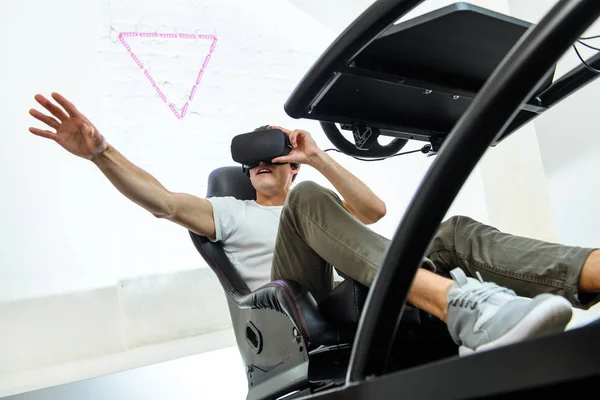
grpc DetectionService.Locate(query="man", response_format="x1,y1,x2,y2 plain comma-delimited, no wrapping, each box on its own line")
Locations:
28,92,599,356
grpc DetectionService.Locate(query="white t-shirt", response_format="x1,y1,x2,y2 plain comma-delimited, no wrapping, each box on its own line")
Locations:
208,196,283,291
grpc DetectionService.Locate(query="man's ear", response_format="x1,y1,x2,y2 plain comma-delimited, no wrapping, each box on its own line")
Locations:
290,163,300,182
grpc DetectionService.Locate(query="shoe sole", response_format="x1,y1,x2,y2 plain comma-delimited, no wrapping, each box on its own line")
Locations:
459,296,572,357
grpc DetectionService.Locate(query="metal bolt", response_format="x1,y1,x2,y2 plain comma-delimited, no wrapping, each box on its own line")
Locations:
424,89,432,94
453,95,460,100
293,327,302,343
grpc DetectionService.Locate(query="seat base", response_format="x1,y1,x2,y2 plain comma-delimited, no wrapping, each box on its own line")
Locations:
236,284,457,400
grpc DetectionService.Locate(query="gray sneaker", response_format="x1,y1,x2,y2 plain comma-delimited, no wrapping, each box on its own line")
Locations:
446,268,572,356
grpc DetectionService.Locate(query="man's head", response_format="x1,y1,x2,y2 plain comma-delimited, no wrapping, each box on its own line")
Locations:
247,125,300,197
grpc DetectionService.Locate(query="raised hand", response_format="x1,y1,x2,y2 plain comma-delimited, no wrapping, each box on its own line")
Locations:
28,93,107,160
270,126,322,166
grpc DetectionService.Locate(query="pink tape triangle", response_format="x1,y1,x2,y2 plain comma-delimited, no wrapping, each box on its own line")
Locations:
118,32,218,119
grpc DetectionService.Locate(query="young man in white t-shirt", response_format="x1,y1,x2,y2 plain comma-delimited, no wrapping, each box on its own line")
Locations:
28,92,600,354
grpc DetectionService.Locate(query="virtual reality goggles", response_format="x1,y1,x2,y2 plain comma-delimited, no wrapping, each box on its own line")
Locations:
231,125,299,176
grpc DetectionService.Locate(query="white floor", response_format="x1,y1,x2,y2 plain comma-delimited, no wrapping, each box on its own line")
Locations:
3,345,247,400
0,328,240,398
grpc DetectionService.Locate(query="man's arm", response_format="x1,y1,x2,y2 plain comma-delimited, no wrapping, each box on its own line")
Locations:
28,92,216,239
271,127,386,225
308,150,386,224
92,145,216,239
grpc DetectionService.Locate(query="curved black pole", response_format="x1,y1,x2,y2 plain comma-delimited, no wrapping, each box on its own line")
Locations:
284,0,425,118
346,0,600,383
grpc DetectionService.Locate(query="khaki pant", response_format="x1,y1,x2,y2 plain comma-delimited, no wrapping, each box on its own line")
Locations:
271,181,598,308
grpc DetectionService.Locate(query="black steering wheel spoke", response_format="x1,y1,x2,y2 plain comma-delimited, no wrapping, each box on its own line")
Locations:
351,125,380,150
321,121,408,158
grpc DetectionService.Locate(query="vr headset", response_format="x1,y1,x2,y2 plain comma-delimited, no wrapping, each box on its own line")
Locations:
231,125,300,176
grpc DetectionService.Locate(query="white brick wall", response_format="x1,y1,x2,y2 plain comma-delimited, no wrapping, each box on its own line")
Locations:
2,0,491,301
1,0,338,302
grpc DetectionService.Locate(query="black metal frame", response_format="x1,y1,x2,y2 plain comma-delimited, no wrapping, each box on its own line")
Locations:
284,0,424,117
285,0,600,159
303,322,600,399
287,0,600,398
349,0,600,380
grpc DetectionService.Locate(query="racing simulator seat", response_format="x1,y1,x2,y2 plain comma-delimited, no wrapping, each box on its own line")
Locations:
189,166,455,400
193,1,600,399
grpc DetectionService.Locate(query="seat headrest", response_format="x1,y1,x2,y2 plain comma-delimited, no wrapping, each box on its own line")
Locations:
207,166,257,200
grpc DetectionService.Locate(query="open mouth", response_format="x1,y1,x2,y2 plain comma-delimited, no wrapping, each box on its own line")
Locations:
256,168,272,175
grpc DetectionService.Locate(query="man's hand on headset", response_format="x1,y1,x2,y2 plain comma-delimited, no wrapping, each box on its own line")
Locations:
270,126,323,166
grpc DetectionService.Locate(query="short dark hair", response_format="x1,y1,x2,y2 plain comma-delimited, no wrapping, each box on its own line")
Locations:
253,125,299,182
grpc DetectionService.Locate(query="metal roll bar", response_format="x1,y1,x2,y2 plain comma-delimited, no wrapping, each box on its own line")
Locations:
346,0,600,383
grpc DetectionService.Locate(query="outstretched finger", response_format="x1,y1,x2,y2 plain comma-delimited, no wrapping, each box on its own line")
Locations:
34,94,69,122
29,108,61,130
29,127,56,141
51,92,82,118
271,156,291,164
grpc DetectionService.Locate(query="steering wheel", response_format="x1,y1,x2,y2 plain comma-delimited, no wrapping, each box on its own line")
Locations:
320,121,408,158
